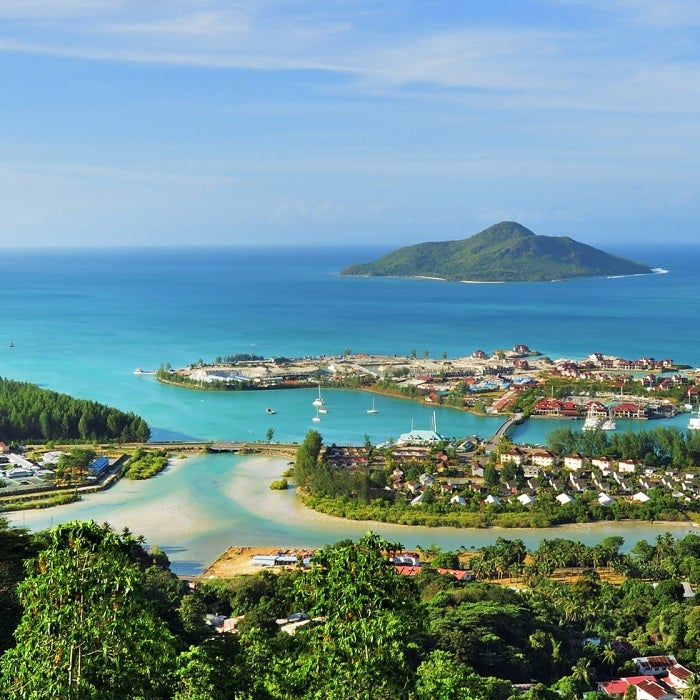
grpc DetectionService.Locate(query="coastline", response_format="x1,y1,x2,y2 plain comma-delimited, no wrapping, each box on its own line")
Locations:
7,451,698,577
202,454,700,578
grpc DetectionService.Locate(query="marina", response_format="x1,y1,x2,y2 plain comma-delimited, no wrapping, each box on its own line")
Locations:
1,244,700,573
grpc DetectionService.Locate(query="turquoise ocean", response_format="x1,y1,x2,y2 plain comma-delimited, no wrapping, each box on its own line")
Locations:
2,243,699,573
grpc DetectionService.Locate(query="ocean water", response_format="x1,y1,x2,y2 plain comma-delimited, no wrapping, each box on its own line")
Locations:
2,243,699,572
2,243,698,444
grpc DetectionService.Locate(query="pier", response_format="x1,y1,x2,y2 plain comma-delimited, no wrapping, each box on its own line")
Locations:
207,442,298,457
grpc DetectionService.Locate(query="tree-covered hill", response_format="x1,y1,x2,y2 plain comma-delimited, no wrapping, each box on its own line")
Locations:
0,377,150,443
340,221,653,282
2,520,700,699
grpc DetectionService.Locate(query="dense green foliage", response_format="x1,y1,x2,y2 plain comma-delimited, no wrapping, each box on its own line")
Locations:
122,448,170,479
1,522,699,699
0,377,150,443
340,221,652,282
0,521,176,699
546,425,700,468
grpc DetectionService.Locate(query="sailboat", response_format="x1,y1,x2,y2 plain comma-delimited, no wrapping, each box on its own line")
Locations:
312,384,325,408
366,397,378,414
582,404,603,431
312,408,321,422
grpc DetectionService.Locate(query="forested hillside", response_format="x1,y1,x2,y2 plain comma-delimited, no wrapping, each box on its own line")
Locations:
1,519,699,699
0,377,150,443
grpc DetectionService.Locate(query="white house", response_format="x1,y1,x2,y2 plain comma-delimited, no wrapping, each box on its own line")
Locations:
556,493,575,506
666,664,694,690
517,493,535,506
564,454,585,471
632,492,651,503
500,448,525,466
635,679,676,700
531,450,557,468
618,459,639,474
633,656,677,676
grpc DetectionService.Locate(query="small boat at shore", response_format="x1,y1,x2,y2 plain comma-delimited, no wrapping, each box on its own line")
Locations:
133,368,156,375
689,407,700,430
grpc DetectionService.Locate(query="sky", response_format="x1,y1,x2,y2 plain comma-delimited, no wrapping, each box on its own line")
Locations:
1,0,699,248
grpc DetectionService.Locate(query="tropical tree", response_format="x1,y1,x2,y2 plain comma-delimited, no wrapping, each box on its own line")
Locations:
0,520,176,699
601,643,618,680
290,532,422,698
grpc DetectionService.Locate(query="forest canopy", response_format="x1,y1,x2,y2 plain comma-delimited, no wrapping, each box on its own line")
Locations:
0,377,150,443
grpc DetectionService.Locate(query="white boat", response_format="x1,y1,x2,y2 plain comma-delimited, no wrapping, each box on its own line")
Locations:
312,384,325,407
601,413,617,431
318,406,327,414
312,408,321,423
689,407,700,430
366,397,378,414
582,404,603,431
265,407,276,415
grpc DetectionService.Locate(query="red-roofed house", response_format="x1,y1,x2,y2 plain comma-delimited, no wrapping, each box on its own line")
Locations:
633,656,677,676
666,664,694,690
611,402,647,419
597,679,631,697
598,677,649,698
635,678,675,700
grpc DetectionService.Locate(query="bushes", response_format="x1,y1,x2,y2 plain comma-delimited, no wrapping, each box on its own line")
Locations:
122,449,170,480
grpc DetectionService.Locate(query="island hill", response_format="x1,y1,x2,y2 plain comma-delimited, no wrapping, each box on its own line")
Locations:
340,221,653,282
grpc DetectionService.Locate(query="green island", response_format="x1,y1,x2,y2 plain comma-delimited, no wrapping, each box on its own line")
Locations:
2,519,700,699
339,221,653,282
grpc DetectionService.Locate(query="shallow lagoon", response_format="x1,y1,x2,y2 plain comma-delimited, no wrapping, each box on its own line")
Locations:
2,244,699,573
8,454,697,575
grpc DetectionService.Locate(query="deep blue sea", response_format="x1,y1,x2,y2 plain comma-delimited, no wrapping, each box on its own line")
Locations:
2,243,699,572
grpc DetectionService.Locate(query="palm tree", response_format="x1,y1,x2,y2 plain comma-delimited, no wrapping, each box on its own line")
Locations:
602,644,617,680
571,657,592,688
684,673,700,700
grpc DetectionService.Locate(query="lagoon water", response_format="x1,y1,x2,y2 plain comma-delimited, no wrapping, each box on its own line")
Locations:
2,243,700,573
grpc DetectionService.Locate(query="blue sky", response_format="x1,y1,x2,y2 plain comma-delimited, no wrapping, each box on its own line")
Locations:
1,1,699,248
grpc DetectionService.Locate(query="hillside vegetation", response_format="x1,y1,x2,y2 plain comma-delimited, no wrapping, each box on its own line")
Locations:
340,221,653,282
0,377,150,443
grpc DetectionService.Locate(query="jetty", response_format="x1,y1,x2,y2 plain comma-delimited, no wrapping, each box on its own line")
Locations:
207,442,297,457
